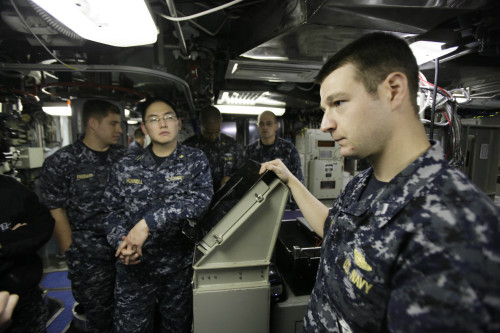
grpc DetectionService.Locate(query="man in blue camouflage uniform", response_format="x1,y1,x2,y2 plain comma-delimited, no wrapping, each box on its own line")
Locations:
247,110,304,209
128,127,145,155
103,97,212,333
245,110,303,184
40,99,126,333
261,32,500,332
183,105,244,191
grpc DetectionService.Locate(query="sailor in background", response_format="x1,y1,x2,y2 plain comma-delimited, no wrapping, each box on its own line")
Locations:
103,97,212,332
0,174,54,333
246,110,303,209
245,110,303,184
40,99,126,333
261,33,500,332
183,105,244,191
128,127,146,155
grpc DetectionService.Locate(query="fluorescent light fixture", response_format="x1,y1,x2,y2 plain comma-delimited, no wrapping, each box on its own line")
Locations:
410,41,458,65
215,105,285,116
217,91,286,107
231,63,238,74
43,100,72,116
218,91,266,105
242,55,290,61
258,96,286,107
127,118,143,125
31,0,158,47
240,52,289,61
127,117,142,125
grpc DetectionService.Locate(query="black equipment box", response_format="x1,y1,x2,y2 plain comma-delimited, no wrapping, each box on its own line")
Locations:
275,218,321,296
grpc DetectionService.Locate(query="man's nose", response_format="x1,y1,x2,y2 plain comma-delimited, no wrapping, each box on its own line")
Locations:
320,110,336,133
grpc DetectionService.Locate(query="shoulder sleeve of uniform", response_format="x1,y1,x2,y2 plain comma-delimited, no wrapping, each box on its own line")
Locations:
179,144,200,156
113,144,127,155
40,149,73,209
244,141,256,156
388,239,493,331
102,159,130,247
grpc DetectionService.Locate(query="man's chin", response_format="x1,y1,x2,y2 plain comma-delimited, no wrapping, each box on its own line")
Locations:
153,138,175,145
339,147,358,159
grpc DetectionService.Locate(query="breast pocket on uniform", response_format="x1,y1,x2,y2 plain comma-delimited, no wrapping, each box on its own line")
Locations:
122,178,151,198
223,153,234,172
161,173,188,196
72,168,101,198
332,243,388,331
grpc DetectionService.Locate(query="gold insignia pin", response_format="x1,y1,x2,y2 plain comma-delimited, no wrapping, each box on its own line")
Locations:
354,248,372,272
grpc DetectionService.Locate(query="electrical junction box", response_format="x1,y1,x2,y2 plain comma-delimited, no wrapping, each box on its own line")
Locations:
16,147,44,169
308,159,343,199
296,129,343,199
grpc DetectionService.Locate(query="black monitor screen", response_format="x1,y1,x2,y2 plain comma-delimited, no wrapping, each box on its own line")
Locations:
183,160,278,243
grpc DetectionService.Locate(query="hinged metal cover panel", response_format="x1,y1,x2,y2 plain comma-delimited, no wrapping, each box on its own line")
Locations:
192,162,289,333
193,175,289,281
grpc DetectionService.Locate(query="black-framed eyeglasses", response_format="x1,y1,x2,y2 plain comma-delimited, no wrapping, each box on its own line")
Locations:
146,114,177,124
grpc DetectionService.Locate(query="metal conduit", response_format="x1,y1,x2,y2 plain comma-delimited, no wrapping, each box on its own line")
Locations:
165,0,190,59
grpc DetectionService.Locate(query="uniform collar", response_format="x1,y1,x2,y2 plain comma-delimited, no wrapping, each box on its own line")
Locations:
371,140,446,228
257,137,278,148
197,133,221,145
76,139,101,163
76,139,123,164
138,143,184,168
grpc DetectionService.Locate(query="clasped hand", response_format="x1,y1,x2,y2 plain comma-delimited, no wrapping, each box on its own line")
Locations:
115,219,149,265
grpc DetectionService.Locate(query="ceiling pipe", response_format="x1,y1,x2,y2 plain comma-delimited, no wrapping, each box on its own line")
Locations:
165,0,191,59
0,63,196,112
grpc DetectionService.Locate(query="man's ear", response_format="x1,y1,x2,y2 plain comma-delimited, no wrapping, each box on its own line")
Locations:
140,122,147,136
384,72,408,111
87,117,98,132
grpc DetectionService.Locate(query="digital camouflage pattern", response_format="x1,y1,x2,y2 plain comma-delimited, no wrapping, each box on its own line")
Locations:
41,139,126,233
183,133,244,191
246,137,304,209
127,140,145,156
113,263,193,333
304,141,500,333
64,232,116,332
102,144,212,332
245,137,304,183
40,139,126,333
